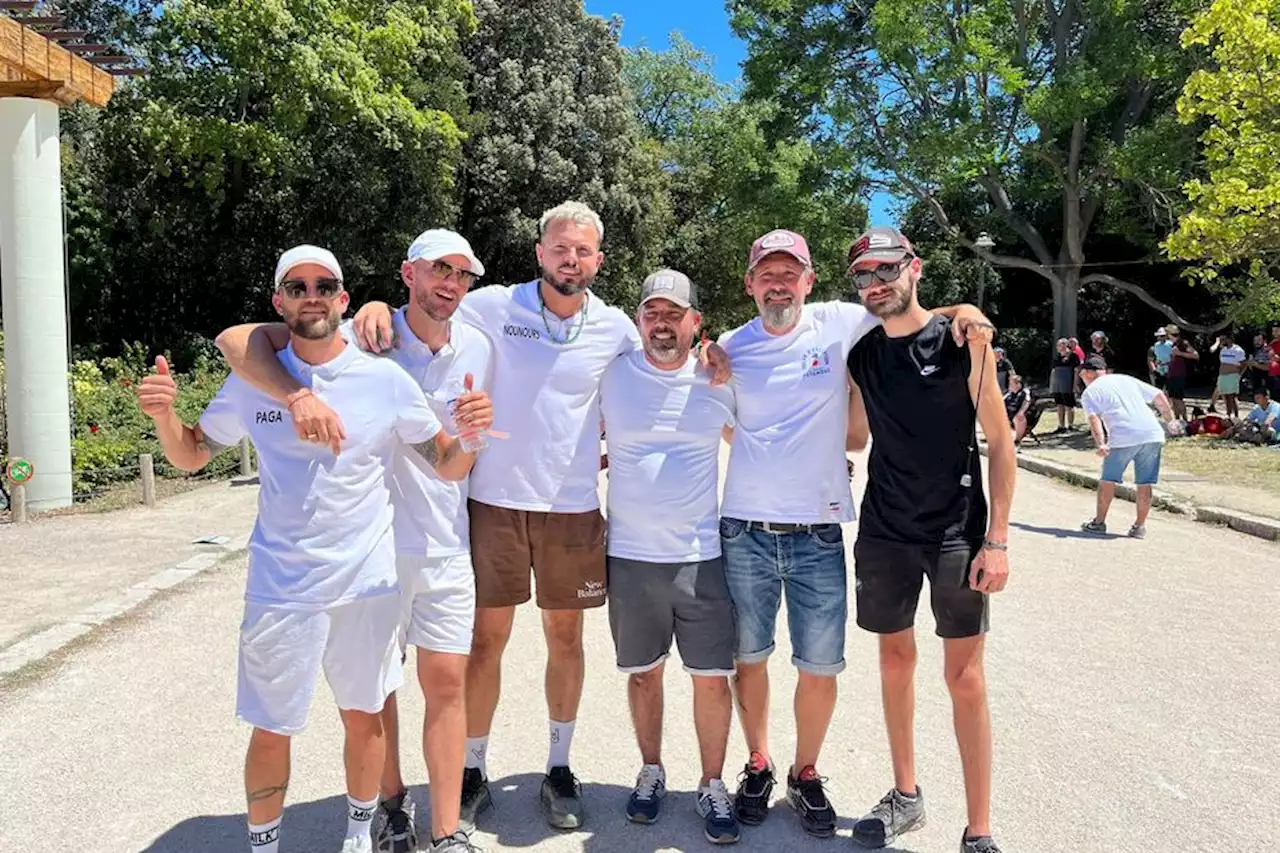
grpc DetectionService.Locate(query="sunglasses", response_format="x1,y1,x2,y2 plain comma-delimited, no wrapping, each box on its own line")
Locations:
429,259,478,288
279,277,343,300
850,258,912,290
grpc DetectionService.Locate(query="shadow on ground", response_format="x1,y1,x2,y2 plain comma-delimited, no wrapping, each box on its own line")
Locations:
1011,521,1119,540
140,773,925,852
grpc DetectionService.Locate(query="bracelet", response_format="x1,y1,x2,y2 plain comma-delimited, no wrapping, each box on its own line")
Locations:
285,388,314,409
982,539,1008,552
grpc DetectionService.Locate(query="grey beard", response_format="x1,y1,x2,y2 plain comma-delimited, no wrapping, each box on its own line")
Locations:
761,302,798,331
644,339,685,364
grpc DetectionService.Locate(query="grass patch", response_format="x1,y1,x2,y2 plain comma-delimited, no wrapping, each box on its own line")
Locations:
1158,441,1280,494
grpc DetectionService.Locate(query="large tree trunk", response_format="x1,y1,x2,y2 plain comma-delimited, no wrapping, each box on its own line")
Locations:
1051,275,1079,343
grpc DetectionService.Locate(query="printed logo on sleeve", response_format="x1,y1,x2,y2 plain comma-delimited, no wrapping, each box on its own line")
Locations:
801,347,832,378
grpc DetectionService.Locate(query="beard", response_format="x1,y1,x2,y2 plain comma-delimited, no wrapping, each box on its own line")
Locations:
864,281,913,319
760,301,798,332
542,266,593,297
414,287,457,323
643,326,687,365
285,309,340,340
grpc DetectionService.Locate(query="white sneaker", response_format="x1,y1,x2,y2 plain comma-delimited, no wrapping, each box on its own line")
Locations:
340,834,374,853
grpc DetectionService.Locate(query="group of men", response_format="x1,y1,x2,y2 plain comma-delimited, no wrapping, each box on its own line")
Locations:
137,201,1016,853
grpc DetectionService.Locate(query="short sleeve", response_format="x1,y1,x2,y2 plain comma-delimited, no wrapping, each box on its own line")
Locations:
456,284,506,334
719,383,737,429
197,375,247,446
1080,388,1100,417
1136,380,1162,403
832,301,881,350
618,315,641,355
391,370,442,444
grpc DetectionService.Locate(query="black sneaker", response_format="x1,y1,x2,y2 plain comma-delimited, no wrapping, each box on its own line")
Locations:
785,765,836,838
852,787,926,848
459,767,492,833
733,754,775,825
960,830,1003,852
374,791,417,853
541,765,585,829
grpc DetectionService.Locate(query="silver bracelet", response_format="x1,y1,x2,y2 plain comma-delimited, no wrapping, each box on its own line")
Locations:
982,539,1008,552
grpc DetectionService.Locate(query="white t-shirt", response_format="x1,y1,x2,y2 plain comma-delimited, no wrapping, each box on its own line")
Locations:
1080,374,1166,448
719,301,880,524
1219,344,1247,367
600,351,736,562
340,310,493,557
198,343,442,609
456,281,639,512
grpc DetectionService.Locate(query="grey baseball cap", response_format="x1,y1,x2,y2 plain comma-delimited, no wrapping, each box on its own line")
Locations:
640,268,698,309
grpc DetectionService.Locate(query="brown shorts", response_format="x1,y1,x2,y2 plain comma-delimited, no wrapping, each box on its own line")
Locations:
468,500,607,610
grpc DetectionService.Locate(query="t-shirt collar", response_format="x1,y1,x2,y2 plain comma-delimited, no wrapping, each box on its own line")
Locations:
393,305,452,360
282,336,360,381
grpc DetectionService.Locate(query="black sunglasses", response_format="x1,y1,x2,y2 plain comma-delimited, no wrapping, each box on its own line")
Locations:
279,277,343,299
849,258,913,290
429,259,478,287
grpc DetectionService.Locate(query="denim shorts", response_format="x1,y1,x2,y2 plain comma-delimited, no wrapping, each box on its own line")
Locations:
1100,441,1162,485
719,517,847,676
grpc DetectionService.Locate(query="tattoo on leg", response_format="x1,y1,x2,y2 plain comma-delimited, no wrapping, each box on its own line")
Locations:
247,783,288,804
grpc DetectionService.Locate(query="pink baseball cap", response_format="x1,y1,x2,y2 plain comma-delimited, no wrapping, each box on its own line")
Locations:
747,229,812,270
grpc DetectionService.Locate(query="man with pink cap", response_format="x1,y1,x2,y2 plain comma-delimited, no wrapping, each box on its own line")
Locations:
717,229,988,837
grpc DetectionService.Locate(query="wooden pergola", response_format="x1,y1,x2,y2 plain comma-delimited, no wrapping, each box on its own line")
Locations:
0,3,129,107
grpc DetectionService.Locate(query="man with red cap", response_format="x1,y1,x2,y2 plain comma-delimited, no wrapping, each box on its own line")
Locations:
716,229,989,838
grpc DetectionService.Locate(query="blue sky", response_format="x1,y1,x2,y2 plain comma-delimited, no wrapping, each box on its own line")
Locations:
583,0,897,224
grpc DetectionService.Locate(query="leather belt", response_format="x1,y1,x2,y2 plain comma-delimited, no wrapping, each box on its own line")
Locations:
746,520,821,535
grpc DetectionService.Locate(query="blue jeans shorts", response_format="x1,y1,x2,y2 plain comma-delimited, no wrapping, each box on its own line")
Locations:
719,517,847,676
1100,441,1163,485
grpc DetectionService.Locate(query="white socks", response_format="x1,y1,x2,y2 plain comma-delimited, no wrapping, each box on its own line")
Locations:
247,817,280,853
547,719,576,772
346,794,378,840
465,735,490,776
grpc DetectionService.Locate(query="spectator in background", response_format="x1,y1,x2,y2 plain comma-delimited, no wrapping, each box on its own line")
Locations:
994,347,1015,393
1246,332,1271,396
1004,374,1030,445
1068,336,1086,363
1233,387,1280,445
1089,330,1115,363
1212,333,1246,417
1164,324,1198,420
1077,356,1175,540
1148,327,1171,389
1049,338,1080,431
1269,324,1280,398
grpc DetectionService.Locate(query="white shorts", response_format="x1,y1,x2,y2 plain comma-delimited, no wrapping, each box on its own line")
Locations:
236,594,403,736
397,553,476,656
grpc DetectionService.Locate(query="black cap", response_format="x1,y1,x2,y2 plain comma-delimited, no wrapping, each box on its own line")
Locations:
1083,355,1107,371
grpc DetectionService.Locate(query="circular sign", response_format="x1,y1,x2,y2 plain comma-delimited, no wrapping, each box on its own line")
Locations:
5,458,34,484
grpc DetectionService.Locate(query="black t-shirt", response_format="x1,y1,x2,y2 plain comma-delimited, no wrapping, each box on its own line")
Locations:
847,315,988,549
1004,388,1028,420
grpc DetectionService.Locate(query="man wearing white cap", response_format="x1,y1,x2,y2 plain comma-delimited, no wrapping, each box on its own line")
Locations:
216,232,494,853
141,245,487,853
350,202,731,831
599,269,740,844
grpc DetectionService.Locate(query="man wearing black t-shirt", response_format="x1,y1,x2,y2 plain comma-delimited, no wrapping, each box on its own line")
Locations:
842,227,1016,853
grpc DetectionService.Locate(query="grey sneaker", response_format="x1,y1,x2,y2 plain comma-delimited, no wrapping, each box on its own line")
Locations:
1128,524,1146,539
541,765,585,830
374,791,417,853
851,787,926,848
1081,519,1107,535
459,768,492,833
429,830,480,852
961,831,1002,852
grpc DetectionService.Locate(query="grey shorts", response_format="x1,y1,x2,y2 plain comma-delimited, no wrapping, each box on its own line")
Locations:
606,556,736,676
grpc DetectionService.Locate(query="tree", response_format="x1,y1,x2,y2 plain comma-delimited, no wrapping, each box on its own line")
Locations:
63,0,475,355
623,34,867,333
1165,0,1280,325
730,0,1228,338
458,0,670,305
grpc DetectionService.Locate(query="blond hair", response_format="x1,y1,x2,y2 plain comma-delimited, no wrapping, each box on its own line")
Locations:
539,201,604,243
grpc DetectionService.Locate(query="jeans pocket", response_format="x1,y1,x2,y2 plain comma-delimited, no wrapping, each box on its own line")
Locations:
719,516,748,542
811,523,844,549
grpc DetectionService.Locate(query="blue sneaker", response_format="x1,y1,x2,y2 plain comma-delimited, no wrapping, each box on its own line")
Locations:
697,779,740,844
626,764,666,824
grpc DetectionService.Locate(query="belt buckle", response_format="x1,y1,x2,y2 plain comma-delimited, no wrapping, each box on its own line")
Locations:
761,521,796,535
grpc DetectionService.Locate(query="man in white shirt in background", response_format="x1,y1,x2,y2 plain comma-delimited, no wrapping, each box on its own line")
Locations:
1077,355,1175,539
215,232,495,853
1212,333,1247,418
717,229,989,837
351,202,730,831
142,246,481,853
599,270,740,844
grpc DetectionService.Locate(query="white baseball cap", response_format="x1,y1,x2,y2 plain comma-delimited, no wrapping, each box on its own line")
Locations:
274,244,343,287
406,229,485,276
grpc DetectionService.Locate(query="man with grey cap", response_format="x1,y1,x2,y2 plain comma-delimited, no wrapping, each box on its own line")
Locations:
598,269,740,844
153,245,484,853
215,231,494,853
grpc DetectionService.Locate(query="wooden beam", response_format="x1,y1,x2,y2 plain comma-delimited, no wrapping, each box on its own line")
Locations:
0,1,38,11
0,15,115,107
65,43,110,54
15,16,66,27
42,30,91,41
87,54,131,64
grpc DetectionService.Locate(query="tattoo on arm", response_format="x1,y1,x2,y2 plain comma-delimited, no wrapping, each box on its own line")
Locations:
194,432,231,458
410,435,458,469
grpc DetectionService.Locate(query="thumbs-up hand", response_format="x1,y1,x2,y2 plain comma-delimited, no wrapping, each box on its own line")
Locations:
453,372,493,435
137,355,180,419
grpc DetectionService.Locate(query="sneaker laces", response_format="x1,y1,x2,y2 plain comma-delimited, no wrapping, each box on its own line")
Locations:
704,781,733,821
869,789,903,825
547,767,580,798
434,830,481,852
633,765,664,801
794,767,830,807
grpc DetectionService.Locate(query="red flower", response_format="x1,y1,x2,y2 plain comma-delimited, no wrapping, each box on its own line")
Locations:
89,424,99,434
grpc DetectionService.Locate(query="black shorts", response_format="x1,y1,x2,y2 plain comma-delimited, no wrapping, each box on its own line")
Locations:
1052,392,1075,407
1166,377,1187,399
1151,373,1166,390
853,538,989,639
